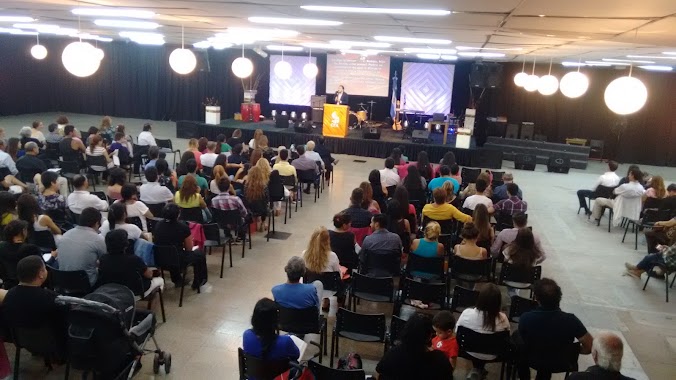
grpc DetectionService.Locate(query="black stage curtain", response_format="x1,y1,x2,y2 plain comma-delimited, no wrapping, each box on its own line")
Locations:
1,35,674,165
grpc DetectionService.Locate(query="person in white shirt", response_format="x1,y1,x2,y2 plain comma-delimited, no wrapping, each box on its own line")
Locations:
0,140,28,190
379,158,400,188
118,183,154,232
200,141,219,168
140,167,174,205
591,167,645,226
31,120,46,144
67,175,109,214
463,179,493,211
137,123,157,146
456,283,510,380
577,160,621,215
304,141,325,170
99,203,144,240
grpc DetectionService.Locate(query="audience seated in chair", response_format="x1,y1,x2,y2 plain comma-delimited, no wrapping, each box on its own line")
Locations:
243,166,269,232
423,188,472,223
644,214,676,255
291,145,319,194
67,175,109,214
341,188,373,229
0,220,50,289
591,168,645,226
379,157,400,189
272,256,322,311
490,183,527,216
38,171,67,213
493,172,523,201
17,194,62,243
368,169,388,210
456,283,510,380
106,167,127,201
359,181,381,214
303,227,343,310
502,228,545,297
200,141,219,169
432,310,459,370
624,241,675,279
0,139,28,191
99,203,148,241
16,142,46,186
329,212,359,272
59,124,86,166
429,165,459,193
304,140,325,171
119,184,154,232
643,175,667,201
376,313,453,379
137,123,157,147
99,229,164,298
177,159,208,192
155,158,177,193
473,204,495,251
56,207,107,287
108,132,132,168
463,179,494,212
491,213,545,259
577,161,620,215
514,278,593,380
385,199,411,253
567,332,636,380
314,137,337,181
140,167,174,205
454,222,488,261
243,298,300,364
174,175,208,219
359,213,403,277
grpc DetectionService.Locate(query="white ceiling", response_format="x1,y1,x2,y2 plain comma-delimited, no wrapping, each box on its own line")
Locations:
1,0,675,63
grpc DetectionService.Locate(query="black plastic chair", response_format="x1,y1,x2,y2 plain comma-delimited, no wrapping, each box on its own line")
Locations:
642,262,676,302
153,245,199,307
297,169,319,205
238,347,299,380
126,216,144,231
348,272,394,312
405,253,446,282
30,230,57,253
623,208,671,250
202,223,228,278
304,271,341,298
85,154,110,188
155,139,180,168
269,183,289,234
132,144,149,180
385,315,407,351
456,326,512,380
494,212,515,232
308,359,365,379
449,256,493,285
179,207,203,223
512,342,581,379
508,295,539,323
11,325,70,380
59,160,82,192
212,208,251,258
46,266,92,297
46,142,61,161
99,269,166,323
146,202,167,217
421,217,456,255
394,277,447,316
448,286,480,315
330,308,387,367
278,306,328,362
280,175,298,214
498,263,542,298
461,167,481,188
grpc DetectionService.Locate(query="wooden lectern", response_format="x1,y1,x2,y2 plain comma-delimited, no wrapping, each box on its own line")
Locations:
322,104,349,138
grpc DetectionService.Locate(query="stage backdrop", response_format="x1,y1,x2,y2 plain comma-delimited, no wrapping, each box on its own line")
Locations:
401,62,454,115
325,53,390,97
268,55,316,106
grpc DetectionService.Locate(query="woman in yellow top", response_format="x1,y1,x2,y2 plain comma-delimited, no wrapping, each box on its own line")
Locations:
174,175,207,209
422,188,472,223
0,191,17,228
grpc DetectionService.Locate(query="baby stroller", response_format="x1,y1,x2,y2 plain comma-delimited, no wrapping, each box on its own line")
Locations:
56,283,171,379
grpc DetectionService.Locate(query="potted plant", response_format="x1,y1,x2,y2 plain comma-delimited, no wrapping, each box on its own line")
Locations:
203,97,220,125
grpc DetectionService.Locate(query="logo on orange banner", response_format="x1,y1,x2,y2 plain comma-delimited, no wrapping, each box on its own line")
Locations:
322,104,349,138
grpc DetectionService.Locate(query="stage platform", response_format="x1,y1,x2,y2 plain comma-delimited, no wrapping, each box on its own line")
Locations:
176,119,503,169
483,136,590,170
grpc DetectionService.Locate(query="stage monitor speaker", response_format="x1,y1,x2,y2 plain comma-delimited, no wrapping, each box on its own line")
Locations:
505,124,519,139
520,122,534,140
311,95,327,108
294,121,312,134
311,108,323,122
547,156,570,174
514,153,536,171
275,114,290,128
534,134,547,142
411,130,430,144
470,62,503,88
363,127,381,140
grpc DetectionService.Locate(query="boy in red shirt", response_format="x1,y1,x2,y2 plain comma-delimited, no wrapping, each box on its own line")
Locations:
432,311,459,369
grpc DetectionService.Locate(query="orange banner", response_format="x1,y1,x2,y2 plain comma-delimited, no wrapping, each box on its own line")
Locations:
322,104,349,138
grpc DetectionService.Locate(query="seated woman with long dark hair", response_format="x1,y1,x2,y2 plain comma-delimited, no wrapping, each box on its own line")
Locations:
502,228,544,297
386,199,411,254
329,212,359,271
416,151,433,182
17,194,62,243
155,158,177,193
368,169,388,211
243,298,300,363
403,165,427,203
377,313,453,379
359,181,380,214
472,204,495,251
176,151,196,177
152,204,209,290
99,202,148,241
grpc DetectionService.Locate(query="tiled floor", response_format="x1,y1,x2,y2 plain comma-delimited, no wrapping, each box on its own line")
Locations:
1,113,675,379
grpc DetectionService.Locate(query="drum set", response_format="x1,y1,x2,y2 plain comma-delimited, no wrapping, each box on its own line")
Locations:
349,101,376,129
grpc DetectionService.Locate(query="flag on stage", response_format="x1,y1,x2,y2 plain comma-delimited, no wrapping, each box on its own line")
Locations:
389,87,397,119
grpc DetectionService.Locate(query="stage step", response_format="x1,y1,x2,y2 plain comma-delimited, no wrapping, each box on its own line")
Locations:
483,137,590,170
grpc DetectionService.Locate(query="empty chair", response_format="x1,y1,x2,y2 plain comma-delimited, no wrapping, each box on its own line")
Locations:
202,223,228,278
308,359,365,379
448,286,480,315
153,245,199,307
394,277,447,315
348,272,394,312
330,308,387,367
47,266,92,297
461,167,481,188
498,263,542,298
405,253,446,282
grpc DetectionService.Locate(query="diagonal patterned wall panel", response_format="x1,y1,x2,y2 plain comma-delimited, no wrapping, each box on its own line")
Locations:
401,62,455,115
269,55,317,106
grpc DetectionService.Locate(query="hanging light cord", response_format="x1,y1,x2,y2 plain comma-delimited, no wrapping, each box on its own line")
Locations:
531,56,536,75
181,25,184,49
521,56,526,73
548,58,552,75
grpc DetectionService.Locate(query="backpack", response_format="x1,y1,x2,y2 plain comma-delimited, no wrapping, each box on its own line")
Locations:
337,352,362,370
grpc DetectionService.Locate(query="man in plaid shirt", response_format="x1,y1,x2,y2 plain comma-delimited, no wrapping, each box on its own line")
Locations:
490,183,527,215
211,177,247,217
625,242,676,278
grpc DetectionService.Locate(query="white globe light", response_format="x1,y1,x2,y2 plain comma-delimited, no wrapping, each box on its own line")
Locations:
274,60,292,80
231,57,253,78
94,48,104,61
604,76,647,115
61,41,101,77
302,62,318,78
169,48,197,75
31,44,47,60
514,72,528,87
523,75,540,92
537,75,559,96
560,71,589,98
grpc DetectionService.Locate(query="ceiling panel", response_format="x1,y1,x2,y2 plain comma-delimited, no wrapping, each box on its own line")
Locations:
504,17,648,35
512,0,676,18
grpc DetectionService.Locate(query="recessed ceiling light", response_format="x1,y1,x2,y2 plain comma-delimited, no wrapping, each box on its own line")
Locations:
266,45,303,52
95,19,160,29
627,55,676,60
193,41,211,49
249,16,342,26
72,8,155,18
7,29,38,35
13,23,59,30
586,60,627,65
417,53,457,60
457,52,505,58
225,27,298,39
0,16,36,22
561,61,610,67
331,40,390,48
403,47,457,54
546,34,554,37
455,46,522,51
602,58,655,64
374,36,451,45
301,6,450,16
340,49,380,56
300,42,351,50
638,65,673,71
662,52,676,55
538,15,546,17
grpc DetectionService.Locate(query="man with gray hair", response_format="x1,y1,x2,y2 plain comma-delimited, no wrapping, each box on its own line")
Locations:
304,140,325,170
0,139,27,191
568,332,635,379
271,256,323,310
17,142,69,194
493,172,523,201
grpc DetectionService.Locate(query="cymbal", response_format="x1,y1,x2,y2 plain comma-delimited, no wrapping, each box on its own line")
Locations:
357,102,366,106
368,101,377,104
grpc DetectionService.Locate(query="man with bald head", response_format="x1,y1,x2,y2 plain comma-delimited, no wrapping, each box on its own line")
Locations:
568,332,636,379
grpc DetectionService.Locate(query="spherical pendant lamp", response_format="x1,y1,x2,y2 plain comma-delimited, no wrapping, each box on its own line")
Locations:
62,41,101,77
31,44,48,60
303,62,318,78
169,48,197,75
514,57,527,87
523,75,540,92
232,56,254,78
537,75,559,95
604,75,647,115
560,71,589,98
94,48,104,61
274,60,292,80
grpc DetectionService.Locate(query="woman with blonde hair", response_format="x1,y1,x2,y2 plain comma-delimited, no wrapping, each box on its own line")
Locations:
410,221,445,258
249,129,264,150
645,175,666,200
99,116,113,142
303,226,342,310
359,181,380,213
461,171,493,199
186,138,203,170
441,181,461,208
244,166,270,231
255,156,272,182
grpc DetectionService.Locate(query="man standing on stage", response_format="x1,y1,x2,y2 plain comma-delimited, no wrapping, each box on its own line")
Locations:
335,85,349,106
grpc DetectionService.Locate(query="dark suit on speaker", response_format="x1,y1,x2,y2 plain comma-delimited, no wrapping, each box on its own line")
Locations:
334,92,349,106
